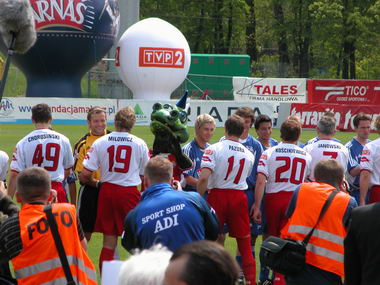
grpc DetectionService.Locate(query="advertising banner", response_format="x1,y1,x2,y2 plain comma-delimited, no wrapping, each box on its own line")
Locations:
308,79,380,105
290,103,380,132
119,100,276,127
233,77,307,103
0,98,118,124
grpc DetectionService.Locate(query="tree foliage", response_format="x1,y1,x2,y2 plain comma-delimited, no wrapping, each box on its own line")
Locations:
140,0,380,79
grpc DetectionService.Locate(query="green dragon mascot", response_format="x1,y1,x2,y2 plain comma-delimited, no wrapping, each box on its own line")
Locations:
150,91,193,179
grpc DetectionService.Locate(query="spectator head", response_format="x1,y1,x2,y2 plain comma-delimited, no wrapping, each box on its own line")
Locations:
280,119,301,142
144,156,173,187
195,114,215,143
16,167,52,203
164,240,239,285
31,104,52,124
115,107,136,132
317,115,336,136
118,245,172,285
224,115,244,138
314,159,344,188
87,106,107,136
235,107,255,128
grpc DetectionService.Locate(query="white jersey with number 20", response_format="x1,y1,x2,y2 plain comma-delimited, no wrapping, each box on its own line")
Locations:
257,143,312,194
201,139,255,190
10,129,74,182
83,132,149,187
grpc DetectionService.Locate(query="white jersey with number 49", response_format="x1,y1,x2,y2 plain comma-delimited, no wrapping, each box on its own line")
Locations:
201,140,255,190
257,143,312,194
303,139,349,181
10,129,74,182
83,132,149,187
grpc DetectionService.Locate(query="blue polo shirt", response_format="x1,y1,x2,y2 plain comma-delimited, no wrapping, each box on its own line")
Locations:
345,138,370,188
122,183,219,252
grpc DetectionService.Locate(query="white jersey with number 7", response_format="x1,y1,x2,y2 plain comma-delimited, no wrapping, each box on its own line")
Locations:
83,131,149,186
200,139,255,190
10,129,74,182
257,143,312,194
303,139,349,181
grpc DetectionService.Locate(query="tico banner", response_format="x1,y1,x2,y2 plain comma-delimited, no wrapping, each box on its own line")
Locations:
308,79,380,105
290,103,380,132
233,77,307,103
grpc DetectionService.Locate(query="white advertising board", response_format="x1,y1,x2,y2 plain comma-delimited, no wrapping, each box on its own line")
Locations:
233,77,307,103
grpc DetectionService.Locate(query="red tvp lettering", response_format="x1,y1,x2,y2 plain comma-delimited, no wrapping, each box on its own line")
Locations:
139,47,185,68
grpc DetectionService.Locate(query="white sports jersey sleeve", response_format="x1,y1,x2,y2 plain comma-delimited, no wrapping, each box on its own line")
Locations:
201,140,255,190
257,143,312,194
360,138,380,187
303,139,349,181
0,151,9,181
10,129,74,182
83,132,149,186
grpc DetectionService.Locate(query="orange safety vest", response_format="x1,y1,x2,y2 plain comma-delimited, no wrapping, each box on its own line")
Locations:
12,203,97,285
281,182,350,277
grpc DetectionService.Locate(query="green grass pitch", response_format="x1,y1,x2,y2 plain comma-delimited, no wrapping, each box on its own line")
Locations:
1,123,377,282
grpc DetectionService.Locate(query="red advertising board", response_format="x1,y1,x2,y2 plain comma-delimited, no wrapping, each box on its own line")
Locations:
308,80,380,105
290,103,380,132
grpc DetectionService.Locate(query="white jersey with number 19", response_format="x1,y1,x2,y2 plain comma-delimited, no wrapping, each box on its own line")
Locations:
303,139,349,181
257,143,312,194
83,131,150,187
10,129,74,182
200,139,255,190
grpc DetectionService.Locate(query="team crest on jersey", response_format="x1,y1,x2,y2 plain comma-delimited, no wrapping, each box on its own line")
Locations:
361,157,369,163
260,154,268,160
204,149,213,155
362,150,370,155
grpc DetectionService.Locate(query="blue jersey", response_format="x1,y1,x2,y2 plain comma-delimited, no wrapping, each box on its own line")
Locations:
182,139,209,192
240,136,263,188
122,183,219,252
345,138,370,188
260,137,278,150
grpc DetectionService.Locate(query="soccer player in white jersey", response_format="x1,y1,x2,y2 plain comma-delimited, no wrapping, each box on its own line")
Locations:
198,115,256,285
0,150,9,183
80,107,149,273
303,115,349,181
360,116,380,206
8,104,74,202
252,119,311,285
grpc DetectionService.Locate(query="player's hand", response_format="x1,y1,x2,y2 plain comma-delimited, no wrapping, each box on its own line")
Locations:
172,180,182,190
48,189,58,204
251,206,262,224
0,181,6,196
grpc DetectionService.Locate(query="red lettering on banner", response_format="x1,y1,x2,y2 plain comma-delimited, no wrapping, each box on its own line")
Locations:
290,103,380,132
139,47,185,68
31,0,87,30
308,80,380,105
290,85,297,94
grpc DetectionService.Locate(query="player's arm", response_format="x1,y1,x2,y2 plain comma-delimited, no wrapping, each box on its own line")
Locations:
7,171,18,198
79,168,98,188
251,173,266,223
349,166,361,177
359,170,371,206
197,168,211,196
184,175,198,187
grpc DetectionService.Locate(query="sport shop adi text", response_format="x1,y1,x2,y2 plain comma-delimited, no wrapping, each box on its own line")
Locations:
142,203,186,234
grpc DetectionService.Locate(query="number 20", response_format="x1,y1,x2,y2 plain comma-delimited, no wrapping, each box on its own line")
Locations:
275,156,306,184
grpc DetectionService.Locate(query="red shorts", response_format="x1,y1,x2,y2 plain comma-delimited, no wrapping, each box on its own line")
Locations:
51,181,67,203
206,189,250,238
369,185,380,204
94,182,141,236
265,191,293,237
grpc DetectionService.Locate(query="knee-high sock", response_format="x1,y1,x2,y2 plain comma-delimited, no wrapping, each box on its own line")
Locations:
237,237,256,284
99,247,114,273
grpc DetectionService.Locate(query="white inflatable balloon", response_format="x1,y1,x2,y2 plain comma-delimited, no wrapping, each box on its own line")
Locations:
116,18,191,100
